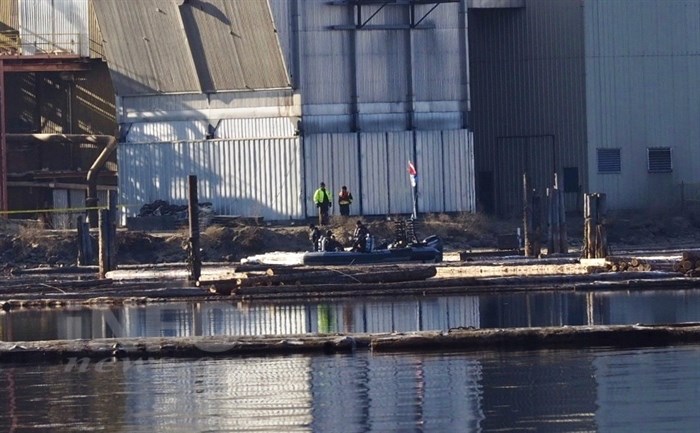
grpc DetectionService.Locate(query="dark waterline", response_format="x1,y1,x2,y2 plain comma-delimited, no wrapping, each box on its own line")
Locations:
3,289,700,342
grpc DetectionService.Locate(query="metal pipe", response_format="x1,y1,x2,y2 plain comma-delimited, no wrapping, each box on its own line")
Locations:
6,133,117,225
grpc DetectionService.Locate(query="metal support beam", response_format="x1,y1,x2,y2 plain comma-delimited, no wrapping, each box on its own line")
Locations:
0,59,6,213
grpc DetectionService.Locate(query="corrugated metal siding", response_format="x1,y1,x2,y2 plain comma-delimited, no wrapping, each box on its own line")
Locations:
126,121,208,143
93,0,290,96
418,129,476,214
217,117,297,140
294,0,468,133
180,0,289,92
585,0,700,210
0,0,19,31
304,133,361,215
469,0,587,214
305,130,475,217
19,0,89,56
93,0,200,95
87,0,103,58
118,138,303,220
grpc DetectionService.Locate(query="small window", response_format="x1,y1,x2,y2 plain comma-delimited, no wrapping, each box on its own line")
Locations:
597,148,621,173
648,148,672,173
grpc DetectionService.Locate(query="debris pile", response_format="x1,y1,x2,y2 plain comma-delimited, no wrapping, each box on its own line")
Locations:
604,257,652,272
136,200,214,226
198,263,437,296
673,251,700,276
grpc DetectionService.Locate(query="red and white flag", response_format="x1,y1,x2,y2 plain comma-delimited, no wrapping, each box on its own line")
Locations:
408,160,417,187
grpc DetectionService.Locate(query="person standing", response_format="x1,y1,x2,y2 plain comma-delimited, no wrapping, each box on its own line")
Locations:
337,185,353,217
313,182,332,226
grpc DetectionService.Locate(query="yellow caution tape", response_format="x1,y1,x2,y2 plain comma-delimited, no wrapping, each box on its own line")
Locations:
0,206,107,215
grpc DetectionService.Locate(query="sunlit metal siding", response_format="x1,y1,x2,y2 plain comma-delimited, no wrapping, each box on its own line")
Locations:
304,132,360,215
585,0,700,210
180,0,289,92
0,0,19,30
469,0,586,214
419,129,476,213
298,1,353,106
217,117,297,140
126,121,208,143
359,132,392,215
304,130,475,217
19,0,89,56
93,0,200,95
294,0,468,133
118,138,303,220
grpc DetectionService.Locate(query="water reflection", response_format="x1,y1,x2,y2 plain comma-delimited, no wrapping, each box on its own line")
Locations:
3,290,700,342
2,346,700,432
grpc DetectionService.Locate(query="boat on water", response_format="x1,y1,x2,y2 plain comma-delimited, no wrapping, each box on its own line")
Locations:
302,235,443,265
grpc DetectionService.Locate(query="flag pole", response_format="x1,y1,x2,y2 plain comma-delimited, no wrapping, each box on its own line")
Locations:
408,160,418,220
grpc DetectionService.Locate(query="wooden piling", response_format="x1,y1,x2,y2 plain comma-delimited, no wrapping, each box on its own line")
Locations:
583,193,608,259
188,175,202,281
107,190,118,271
98,209,110,278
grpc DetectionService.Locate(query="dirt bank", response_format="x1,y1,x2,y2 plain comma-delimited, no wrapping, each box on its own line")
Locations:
3,210,700,269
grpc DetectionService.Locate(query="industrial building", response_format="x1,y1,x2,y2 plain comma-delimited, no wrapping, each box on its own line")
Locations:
0,0,698,225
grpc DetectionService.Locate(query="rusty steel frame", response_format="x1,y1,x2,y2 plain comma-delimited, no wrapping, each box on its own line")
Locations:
0,55,93,213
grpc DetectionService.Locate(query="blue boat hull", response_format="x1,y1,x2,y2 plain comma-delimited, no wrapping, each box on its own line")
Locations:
302,245,442,266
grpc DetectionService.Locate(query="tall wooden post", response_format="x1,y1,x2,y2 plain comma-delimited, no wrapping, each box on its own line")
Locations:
532,194,542,257
98,208,110,278
107,190,118,271
583,193,608,259
188,175,201,281
555,173,568,254
523,173,533,257
0,59,7,214
77,215,93,266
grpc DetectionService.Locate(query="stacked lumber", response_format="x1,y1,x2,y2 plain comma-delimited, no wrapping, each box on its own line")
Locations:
198,264,437,295
673,251,700,276
604,258,652,272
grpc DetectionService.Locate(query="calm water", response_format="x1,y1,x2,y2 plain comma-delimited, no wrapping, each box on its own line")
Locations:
2,289,700,342
2,346,700,432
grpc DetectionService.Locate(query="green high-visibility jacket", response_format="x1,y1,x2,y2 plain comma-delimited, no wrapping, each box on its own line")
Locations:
314,188,331,206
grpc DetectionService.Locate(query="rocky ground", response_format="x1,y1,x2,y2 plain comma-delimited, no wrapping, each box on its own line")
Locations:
2,209,700,269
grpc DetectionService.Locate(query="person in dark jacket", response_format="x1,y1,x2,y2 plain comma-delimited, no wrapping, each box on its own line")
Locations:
320,230,344,252
309,224,322,251
337,185,353,217
352,220,370,252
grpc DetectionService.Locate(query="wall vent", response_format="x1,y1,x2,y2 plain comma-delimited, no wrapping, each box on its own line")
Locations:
597,148,621,173
647,148,672,173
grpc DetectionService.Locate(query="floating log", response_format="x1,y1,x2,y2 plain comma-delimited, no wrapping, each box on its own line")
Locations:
5,324,700,363
236,266,437,287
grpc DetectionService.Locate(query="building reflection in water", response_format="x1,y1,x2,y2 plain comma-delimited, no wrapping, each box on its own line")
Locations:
4,290,700,343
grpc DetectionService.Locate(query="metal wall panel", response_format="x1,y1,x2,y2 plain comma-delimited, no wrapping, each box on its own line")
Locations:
0,0,19,31
119,130,473,221
416,130,477,214
180,0,290,92
20,0,89,56
294,0,469,134
126,121,208,143
359,132,390,215
217,117,297,140
118,138,303,220
304,133,360,216
585,0,700,210
469,0,587,214
305,130,475,217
